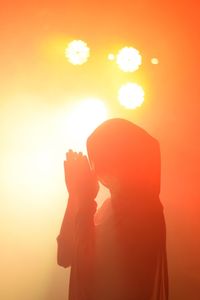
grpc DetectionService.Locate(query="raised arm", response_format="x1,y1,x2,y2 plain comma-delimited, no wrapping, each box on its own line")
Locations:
57,196,77,268
57,150,99,268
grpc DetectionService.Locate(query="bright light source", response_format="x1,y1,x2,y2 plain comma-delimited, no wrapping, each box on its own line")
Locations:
118,83,144,109
65,40,90,65
108,53,115,61
65,99,108,151
116,47,142,72
151,57,159,65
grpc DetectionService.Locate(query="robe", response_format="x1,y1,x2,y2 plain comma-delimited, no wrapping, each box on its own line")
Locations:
57,193,168,300
57,118,169,300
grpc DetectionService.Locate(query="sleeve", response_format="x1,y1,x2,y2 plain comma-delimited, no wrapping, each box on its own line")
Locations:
57,196,97,269
57,197,77,268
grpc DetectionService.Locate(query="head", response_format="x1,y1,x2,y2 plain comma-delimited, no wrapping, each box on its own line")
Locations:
87,118,160,197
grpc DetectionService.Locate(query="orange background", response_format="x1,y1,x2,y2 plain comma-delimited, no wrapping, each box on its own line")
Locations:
0,1,200,299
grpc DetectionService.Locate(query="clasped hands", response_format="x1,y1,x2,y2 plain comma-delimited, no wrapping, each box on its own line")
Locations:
64,150,99,209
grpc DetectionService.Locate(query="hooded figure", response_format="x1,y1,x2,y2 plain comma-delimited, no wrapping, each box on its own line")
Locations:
57,118,169,300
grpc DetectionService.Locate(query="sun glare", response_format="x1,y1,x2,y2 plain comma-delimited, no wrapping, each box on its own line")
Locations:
116,47,142,72
65,40,90,65
64,99,108,151
118,83,145,109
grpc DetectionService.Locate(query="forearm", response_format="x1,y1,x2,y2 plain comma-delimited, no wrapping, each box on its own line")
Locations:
57,195,97,268
57,196,77,268
58,150,99,267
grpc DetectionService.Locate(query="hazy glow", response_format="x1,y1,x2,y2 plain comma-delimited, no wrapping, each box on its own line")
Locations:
0,96,67,299
151,57,159,64
108,53,115,61
116,47,142,72
118,83,144,109
64,99,108,151
65,40,90,65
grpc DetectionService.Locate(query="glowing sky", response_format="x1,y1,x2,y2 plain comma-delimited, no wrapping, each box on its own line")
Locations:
0,1,200,299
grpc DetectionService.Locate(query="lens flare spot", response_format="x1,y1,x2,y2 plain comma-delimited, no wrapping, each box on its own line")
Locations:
151,57,159,64
108,53,115,61
65,40,90,65
118,83,144,109
116,47,142,72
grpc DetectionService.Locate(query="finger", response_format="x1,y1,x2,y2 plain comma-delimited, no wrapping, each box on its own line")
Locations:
64,159,77,182
77,152,83,158
64,160,70,174
73,152,78,160
67,150,80,161
66,149,73,160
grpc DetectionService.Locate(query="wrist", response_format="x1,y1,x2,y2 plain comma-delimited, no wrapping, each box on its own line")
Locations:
76,200,97,226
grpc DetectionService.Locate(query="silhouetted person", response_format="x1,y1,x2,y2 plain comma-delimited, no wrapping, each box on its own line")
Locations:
57,118,169,300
